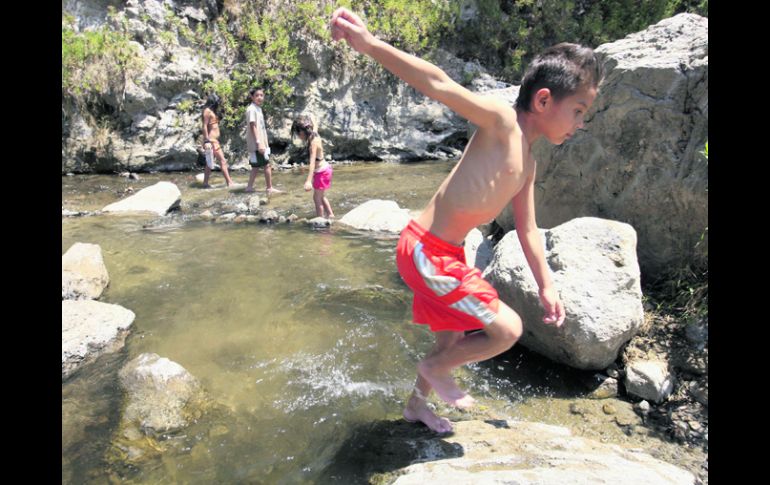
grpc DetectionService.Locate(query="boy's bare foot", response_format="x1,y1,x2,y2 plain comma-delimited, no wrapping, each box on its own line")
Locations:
266,187,284,195
244,187,256,193
417,361,476,409
201,184,212,189
403,394,453,433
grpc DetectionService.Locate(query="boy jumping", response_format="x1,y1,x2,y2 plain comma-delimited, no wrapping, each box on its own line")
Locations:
332,8,602,433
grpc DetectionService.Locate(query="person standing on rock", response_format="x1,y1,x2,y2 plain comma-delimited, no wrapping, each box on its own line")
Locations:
332,8,600,433
291,115,335,219
201,93,234,188
245,86,282,195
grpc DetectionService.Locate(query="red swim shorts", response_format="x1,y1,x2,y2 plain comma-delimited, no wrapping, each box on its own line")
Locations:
396,219,499,332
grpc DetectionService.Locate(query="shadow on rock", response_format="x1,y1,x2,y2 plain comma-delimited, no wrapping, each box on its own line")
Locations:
319,419,464,484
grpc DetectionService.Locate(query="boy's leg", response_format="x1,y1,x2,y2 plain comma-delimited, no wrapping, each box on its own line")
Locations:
264,163,272,191
245,167,259,192
417,300,522,408
404,330,462,433
264,163,284,194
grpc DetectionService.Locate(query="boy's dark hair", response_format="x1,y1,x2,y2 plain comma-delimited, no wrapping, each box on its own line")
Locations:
514,43,603,112
249,86,265,97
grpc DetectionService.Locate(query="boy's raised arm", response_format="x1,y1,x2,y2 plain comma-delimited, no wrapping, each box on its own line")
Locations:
331,8,512,131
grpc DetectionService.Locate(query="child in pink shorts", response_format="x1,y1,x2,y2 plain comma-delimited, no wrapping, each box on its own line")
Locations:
291,115,335,219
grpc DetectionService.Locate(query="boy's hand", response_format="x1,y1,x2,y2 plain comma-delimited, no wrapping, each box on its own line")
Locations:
539,287,565,327
331,7,374,54
304,181,312,192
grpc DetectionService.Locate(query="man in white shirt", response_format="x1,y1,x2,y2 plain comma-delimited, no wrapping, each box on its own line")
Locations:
245,86,282,194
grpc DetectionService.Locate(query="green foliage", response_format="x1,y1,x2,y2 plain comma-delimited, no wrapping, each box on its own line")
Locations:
176,99,195,113
358,0,453,52
61,15,143,109
702,141,708,161
445,0,708,83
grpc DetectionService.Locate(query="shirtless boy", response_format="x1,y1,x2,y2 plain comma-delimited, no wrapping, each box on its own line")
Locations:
331,8,602,433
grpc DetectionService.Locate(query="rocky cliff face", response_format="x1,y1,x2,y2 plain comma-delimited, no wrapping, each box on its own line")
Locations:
61,0,495,173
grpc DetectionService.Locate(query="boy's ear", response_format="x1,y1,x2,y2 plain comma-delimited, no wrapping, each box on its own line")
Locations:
533,88,552,113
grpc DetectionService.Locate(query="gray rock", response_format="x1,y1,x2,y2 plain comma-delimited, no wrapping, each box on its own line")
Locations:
62,300,135,379
131,113,158,131
102,181,181,215
62,242,110,300
339,199,411,233
388,420,695,484
287,213,299,223
635,400,651,415
625,360,675,403
234,202,249,213
247,196,263,212
484,217,643,369
178,6,208,23
260,210,279,223
216,213,236,223
199,210,214,221
118,353,205,435
308,216,331,228
463,227,495,272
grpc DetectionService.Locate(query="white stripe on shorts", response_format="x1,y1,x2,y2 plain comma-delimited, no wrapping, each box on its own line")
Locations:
413,242,496,325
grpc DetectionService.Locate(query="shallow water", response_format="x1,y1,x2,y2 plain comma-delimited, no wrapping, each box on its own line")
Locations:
62,162,704,483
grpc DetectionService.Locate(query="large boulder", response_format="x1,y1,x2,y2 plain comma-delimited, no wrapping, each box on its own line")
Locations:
102,181,181,215
62,300,135,379
484,217,643,370
118,353,206,435
62,242,110,300
339,199,411,233
463,227,494,272
498,14,708,276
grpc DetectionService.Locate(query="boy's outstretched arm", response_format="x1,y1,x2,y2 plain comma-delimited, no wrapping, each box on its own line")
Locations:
511,170,566,327
331,8,511,131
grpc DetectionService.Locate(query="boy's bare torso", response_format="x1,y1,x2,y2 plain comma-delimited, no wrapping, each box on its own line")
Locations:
416,110,533,246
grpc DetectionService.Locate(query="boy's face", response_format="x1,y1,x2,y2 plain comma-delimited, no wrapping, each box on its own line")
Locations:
543,86,597,145
251,90,265,105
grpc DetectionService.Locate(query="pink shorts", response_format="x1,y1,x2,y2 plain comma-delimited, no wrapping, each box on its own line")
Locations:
312,165,333,190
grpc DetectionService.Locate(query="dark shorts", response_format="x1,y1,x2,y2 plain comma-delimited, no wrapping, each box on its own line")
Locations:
249,151,268,168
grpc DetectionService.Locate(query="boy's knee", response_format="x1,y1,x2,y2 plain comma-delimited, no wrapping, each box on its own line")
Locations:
494,305,523,345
